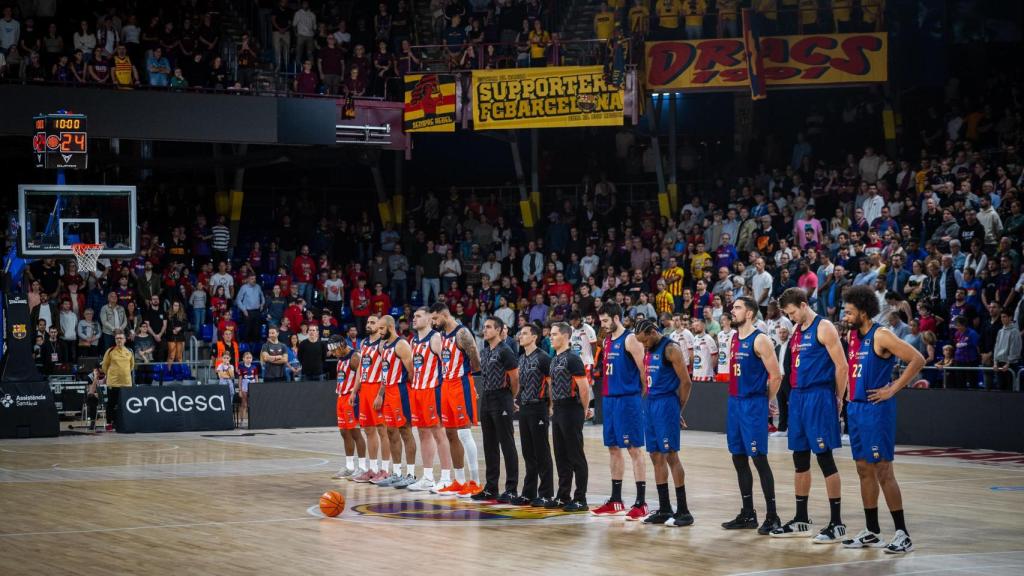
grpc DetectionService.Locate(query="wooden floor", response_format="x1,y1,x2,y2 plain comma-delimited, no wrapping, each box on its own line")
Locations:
2,424,1023,576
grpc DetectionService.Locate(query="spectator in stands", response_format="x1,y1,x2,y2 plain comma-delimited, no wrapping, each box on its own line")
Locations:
143,295,167,361
146,46,170,86
237,32,259,88
318,34,345,95
293,0,317,66
272,0,292,72
993,310,1021,391
134,322,155,363
527,18,549,67
682,0,706,39
950,316,980,388
166,300,187,364
101,330,134,430
87,46,111,83
297,324,327,380
198,13,219,57
207,55,228,90
294,59,317,93
372,39,396,95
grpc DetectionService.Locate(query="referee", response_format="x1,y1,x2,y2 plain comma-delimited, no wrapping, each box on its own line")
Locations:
516,322,554,507
473,317,522,504
548,322,591,512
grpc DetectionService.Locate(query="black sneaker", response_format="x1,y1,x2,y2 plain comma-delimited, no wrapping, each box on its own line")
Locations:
770,518,815,538
529,497,550,507
509,494,531,506
87,421,96,431
665,511,694,527
721,510,758,530
471,490,496,502
496,490,517,504
544,498,567,509
562,500,589,512
643,509,674,525
758,514,782,535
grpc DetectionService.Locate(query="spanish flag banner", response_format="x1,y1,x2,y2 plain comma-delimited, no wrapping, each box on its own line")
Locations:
403,73,457,133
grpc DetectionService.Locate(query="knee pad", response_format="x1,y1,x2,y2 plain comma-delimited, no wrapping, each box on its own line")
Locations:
793,450,811,473
816,450,838,477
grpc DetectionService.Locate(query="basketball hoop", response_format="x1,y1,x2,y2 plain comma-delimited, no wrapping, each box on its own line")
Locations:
71,243,104,273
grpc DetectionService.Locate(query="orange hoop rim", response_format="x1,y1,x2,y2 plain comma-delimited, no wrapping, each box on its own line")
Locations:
71,243,104,255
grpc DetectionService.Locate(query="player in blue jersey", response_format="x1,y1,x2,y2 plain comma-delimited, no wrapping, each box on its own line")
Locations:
774,287,850,543
721,297,783,535
634,319,694,527
840,285,924,554
592,303,649,520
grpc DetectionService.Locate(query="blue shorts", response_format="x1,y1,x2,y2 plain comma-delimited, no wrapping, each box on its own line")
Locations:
644,394,681,453
788,386,842,454
727,396,768,457
603,394,645,449
847,400,896,463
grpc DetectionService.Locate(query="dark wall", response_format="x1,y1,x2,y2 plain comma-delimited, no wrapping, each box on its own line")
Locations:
248,380,337,429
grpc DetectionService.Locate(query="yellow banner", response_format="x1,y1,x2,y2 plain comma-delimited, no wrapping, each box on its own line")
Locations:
645,33,887,91
472,66,624,130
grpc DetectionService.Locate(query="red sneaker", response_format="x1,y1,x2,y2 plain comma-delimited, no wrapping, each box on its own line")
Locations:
591,500,626,516
435,480,464,494
625,503,649,521
768,423,778,433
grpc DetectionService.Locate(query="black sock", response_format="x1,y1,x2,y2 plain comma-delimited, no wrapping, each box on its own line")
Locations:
611,479,623,502
891,509,908,534
795,495,809,522
675,485,689,514
829,497,842,525
656,483,672,511
741,493,754,514
865,507,880,534
635,481,646,505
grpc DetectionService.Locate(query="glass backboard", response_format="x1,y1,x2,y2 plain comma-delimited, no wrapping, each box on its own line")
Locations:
17,185,137,257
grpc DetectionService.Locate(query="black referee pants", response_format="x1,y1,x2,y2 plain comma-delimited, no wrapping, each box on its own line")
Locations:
481,389,519,494
518,401,553,500
552,399,588,503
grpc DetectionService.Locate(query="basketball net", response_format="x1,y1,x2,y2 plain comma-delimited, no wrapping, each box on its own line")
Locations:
71,243,104,273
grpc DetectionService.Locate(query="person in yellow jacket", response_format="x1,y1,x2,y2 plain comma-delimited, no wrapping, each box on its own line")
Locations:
860,0,883,32
681,0,706,39
594,2,616,41
101,330,135,431
629,0,650,37
655,0,682,40
717,0,739,38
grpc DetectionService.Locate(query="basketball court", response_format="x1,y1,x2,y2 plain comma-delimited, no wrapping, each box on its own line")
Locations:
2,426,1021,575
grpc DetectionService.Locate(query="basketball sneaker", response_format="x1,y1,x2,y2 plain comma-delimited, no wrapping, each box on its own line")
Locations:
369,469,390,484
884,530,913,554
665,511,694,527
470,489,497,502
407,477,436,492
392,475,418,489
770,518,815,537
352,469,375,483
432,480,461,495
842,528,886,549
769,430,788,438
544,498,567,509
625,503,649,521
758,514,782,535
562,500,589,512
496,490,518,504
643,509,673,525
531,497,552,508
331,468,356,480
509,494,531,506
768,424,778,433
591,500,626,516
373,472,401,487
721,510,758,530
457,481,483,498
812,522,847,544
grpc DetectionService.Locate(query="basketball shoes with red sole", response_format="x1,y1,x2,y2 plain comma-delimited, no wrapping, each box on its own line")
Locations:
352,469,375,483
456,481,483,498
433,480,463,495
591,500,627,516
625,504,649,521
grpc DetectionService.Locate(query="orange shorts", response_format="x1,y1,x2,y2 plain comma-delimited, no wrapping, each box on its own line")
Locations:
358,382,385,427
336,393,358,430
441,375,477,429
410,386,442,428
382,383,411,428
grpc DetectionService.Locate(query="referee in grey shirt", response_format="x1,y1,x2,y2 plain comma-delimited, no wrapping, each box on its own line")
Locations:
548,322,591,512
473,317,522,504
517,322,554,507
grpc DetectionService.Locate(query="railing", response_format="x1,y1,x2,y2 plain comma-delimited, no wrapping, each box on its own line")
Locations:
894,364,1022,392
405,37,618,72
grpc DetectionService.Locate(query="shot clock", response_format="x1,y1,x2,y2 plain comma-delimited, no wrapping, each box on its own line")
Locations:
32,113,88,170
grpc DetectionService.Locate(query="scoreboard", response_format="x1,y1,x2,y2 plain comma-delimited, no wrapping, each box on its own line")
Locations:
32,113,88,170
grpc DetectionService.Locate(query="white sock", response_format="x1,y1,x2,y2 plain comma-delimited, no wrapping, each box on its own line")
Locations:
455,468,466,483
393,463,402,475
440,469,451,483
382,460,391,474
346,456,355,469
424,468,435,481
359,457,367,470
370,459,379,472
406,463,416,476
458,429,480,483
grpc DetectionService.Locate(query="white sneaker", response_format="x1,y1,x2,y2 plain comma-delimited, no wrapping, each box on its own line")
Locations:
812,522,847,544
843,528,886,548
348,468,368,481
771,519,815,538
331,467,355,480
430,480,453,494
769,430,788,437
842,434,851,445
885,530,913,554
407,477,436,492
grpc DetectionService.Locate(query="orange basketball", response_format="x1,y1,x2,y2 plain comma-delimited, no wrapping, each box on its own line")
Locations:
319,490,345,517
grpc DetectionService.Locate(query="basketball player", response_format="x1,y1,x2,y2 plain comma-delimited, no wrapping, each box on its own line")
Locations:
592,303,648,520
690,318,717,382
569,311,597,382
668,314,695,371
517,322,554,507
376,315,418,488
721,297,782,535
428,302,483,497
715,314,735,382
330,336,368,480
473,317,522,503
774,287,849,542
547,322,591,512
352,315,392,484
841,285,924,554
406,308,456,493
633,319,694,527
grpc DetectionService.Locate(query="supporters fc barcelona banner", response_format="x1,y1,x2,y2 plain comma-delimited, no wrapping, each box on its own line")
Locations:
403,73,457,133
471,66,624,130
645,33,887,92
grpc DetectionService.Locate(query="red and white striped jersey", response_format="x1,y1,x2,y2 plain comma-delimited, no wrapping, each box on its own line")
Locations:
359,338,383,384
380,338,408,388
336,351,358,395
692,333,717,380
411,331,442,390
440,325,471,380
717,329,736,376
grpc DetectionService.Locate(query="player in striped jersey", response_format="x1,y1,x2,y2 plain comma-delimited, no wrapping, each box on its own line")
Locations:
352,315,392,484
376,315,418,488
668,314,696,370
429,302,483,497
569,311,598,381
329,336,368,480
406,307,456,493
690,318,717,382
716,314,735,382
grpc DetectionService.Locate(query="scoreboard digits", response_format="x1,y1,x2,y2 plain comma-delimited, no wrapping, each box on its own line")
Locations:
33,113,88,170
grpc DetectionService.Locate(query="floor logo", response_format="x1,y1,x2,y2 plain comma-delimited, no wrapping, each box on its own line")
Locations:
347,498,587,523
